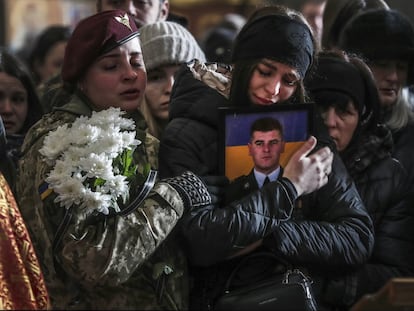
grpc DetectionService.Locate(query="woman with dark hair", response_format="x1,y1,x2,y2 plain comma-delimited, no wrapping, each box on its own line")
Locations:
227,4,317,109
306,50,414,309
28,25,71,86
0,48,43,189
159,4,374,310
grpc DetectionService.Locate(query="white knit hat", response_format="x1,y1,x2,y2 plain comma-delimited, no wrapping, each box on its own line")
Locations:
139,21,206,71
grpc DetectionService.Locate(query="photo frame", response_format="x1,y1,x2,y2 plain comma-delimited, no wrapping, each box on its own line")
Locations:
218,104,314,181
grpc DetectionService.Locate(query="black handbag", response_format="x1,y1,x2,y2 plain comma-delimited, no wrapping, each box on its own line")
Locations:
214,252,318,311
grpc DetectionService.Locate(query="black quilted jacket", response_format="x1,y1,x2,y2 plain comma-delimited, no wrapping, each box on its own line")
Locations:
320,124,414,309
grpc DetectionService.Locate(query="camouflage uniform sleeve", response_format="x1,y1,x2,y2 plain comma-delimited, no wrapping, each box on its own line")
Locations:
18,122,185,289
144,131,159,169
58,182,184,286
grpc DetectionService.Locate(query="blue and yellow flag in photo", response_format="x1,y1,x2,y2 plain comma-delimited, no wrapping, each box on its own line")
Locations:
224,109,310,181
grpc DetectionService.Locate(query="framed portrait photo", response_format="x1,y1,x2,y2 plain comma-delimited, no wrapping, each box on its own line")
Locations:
218,104,314,181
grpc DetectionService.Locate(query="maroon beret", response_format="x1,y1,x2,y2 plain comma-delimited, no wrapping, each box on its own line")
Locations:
62,10,139,83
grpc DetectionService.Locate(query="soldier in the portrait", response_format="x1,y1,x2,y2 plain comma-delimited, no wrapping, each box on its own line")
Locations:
225,116,285,203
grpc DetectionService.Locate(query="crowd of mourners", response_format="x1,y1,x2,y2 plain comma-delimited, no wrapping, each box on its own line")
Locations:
1,0,413,310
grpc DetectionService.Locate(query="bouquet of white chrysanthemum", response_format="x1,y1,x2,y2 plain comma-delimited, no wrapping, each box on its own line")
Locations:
39,107,141,215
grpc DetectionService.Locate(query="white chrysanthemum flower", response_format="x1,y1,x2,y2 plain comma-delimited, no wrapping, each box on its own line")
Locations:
46,159,76,183
62,147,84,163
42,107,138,215
99,133,124,156
81,153,114,180
89,108,123,129
104,174,129,202
118,117,136,130
81,188,113,215
72,124,101,146
40,124,70,162
121,132,140,149
52,177,85,209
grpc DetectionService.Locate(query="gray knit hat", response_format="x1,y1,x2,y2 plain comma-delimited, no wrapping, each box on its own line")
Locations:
139,21,206,71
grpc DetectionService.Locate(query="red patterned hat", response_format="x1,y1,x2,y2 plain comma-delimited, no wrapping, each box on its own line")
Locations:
62,10,139,83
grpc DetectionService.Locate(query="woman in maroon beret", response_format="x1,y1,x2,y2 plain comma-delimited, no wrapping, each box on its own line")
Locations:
15,9,213,310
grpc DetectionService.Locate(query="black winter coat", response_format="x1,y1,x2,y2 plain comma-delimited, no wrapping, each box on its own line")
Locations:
392,121,414,186
321,125,414,309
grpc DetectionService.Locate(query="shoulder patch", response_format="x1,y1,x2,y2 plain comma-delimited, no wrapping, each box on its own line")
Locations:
38,182,53,200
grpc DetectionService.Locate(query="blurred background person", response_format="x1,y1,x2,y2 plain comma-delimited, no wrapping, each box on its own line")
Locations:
27,25,71,87
261,0,327,49
199,13,246,64
338,8,414,187
96,0,187,29
0,48,43,191
139,20,206,138
299,0,327,47
322,0,389,49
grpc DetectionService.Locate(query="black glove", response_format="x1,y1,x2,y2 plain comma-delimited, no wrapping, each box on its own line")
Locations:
162,171,212,210
201,175,229,205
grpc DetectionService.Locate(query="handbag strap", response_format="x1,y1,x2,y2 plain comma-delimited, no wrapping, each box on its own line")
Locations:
223,252,292,292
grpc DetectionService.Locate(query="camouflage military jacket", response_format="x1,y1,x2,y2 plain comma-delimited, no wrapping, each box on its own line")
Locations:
16,93,189,310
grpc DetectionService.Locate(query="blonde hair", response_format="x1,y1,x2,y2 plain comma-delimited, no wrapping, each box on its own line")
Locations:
385,89,414,131
139,97,165,139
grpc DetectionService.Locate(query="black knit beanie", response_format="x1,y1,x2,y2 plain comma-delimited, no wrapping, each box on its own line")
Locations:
338,9,414,84
306,56,378,128
307,57,365,112
231,14,314,79
306,55,383,155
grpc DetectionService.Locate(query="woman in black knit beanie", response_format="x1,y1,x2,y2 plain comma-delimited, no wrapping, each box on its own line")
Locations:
306,50,414,309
